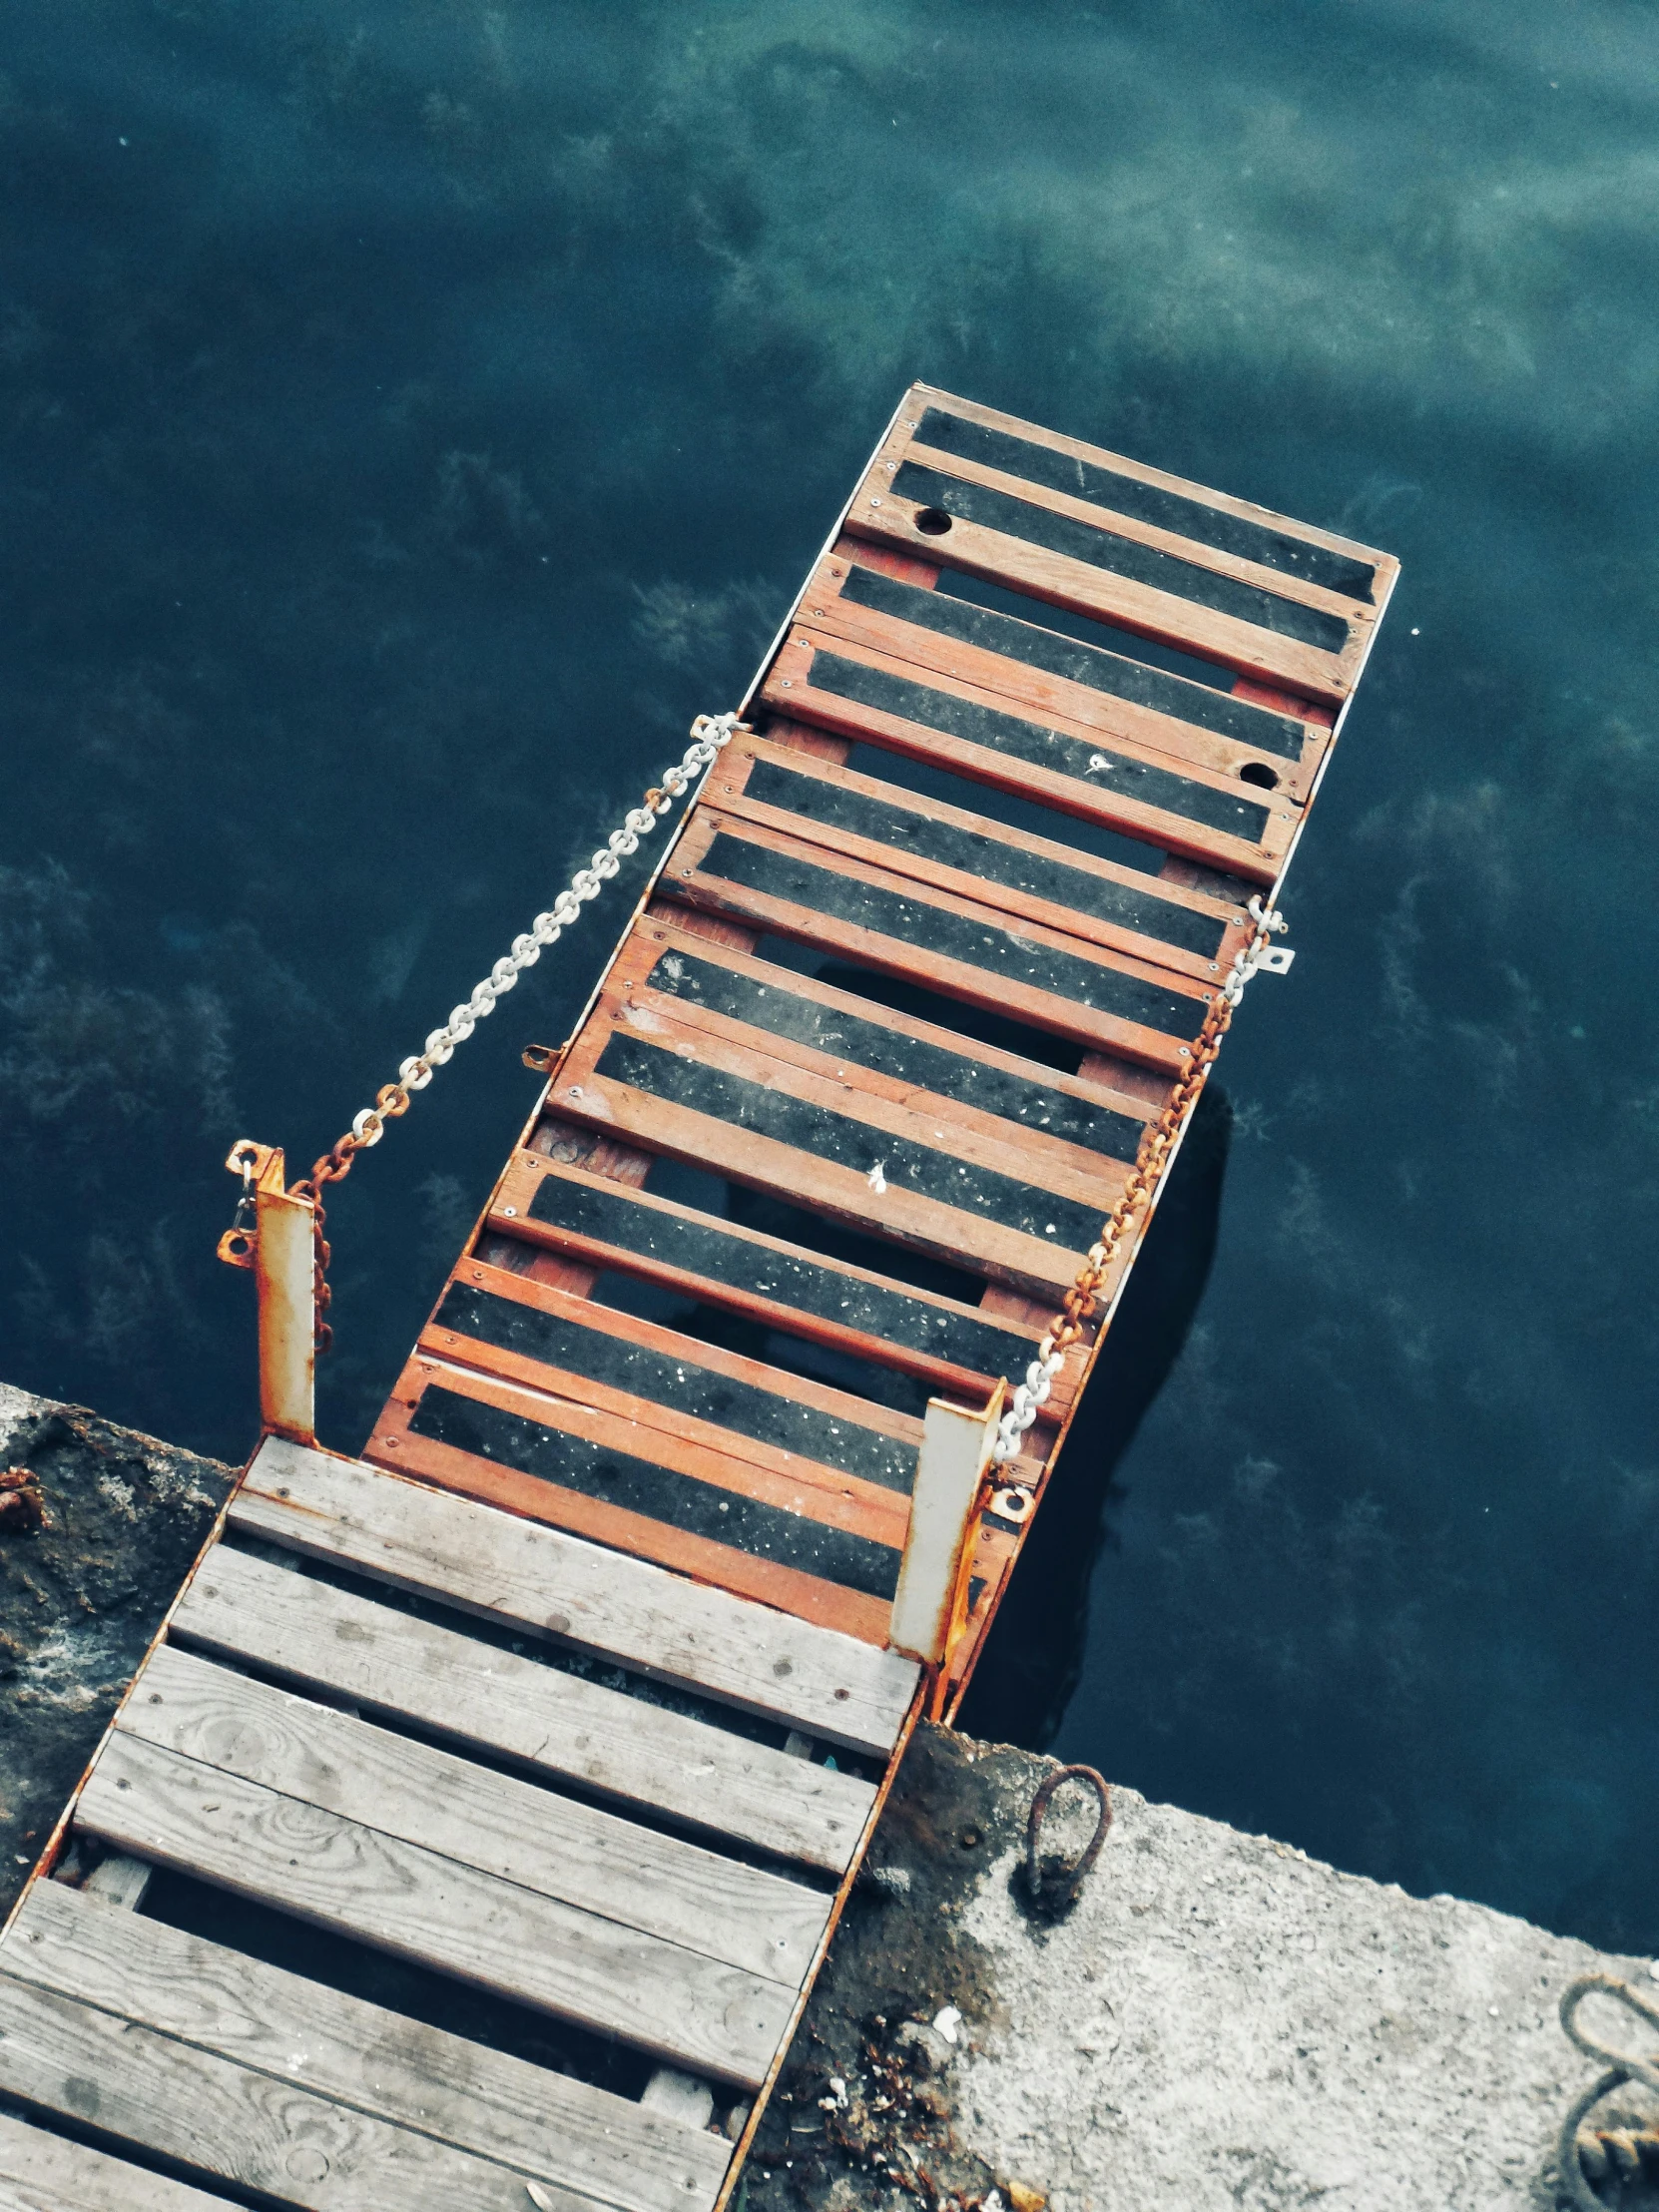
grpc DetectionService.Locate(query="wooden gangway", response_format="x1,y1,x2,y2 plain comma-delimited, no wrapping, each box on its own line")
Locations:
0,387,1396,2210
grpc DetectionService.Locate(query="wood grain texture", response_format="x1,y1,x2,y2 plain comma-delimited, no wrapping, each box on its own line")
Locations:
367,1366,899,1645
797,553,1326,797
0,2108,234,2212
75,1733,792,2087
595,962,1141,1209
487,1154,1088,1413
768,626,1291,833
760,633,1290,882
625,915,1159,1158
545,1029,1102,1302
900,436,1371,624
0,1970,597,2212
229,1440,919,1756
117,1643,829,1987
893,385,1397,591
664,809,1213,1069
171,1543,875,1875
851,388,1396,703
712,730,1251,980
382,1351,908,1576
845,482,1359,703
424,1259,925,1492
5,1882,730,2212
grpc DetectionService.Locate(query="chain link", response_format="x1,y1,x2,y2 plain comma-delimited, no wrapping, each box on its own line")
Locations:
990,895,1290,1465
291,712,742,1351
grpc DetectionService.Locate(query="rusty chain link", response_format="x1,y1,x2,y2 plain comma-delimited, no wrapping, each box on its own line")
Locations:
989,895,1291,1465
290,712,743,1352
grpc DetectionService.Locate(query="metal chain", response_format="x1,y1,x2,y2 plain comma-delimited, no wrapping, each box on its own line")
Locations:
292,711,742,1350
989,895,1291,1465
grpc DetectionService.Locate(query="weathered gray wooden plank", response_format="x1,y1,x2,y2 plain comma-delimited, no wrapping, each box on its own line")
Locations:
172,1544,874,1875
81,1855,150,1913
0,2108,234,2212
75,1732,791,2088
5,1883,730,2212
120,1643,827,1988
229,1438,919,1757
0,1971,600,2212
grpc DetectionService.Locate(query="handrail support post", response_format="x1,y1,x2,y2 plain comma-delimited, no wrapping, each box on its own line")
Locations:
887,1380,1007,1714
218,1140,316,1446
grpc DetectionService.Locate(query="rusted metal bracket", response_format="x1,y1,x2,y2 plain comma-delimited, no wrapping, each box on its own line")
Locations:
886,1380,1006,1718
217,1141,317,1446
1021,1764,1112,1921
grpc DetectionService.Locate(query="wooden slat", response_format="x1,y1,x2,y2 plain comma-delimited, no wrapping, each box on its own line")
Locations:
761,630,1294,882
421,1258,925,1501
0,1971,605,2212
493,1151,1090,1412
892,385,1395,602
847,479,1359,704
75,1733,791,2088
621,915,1158,1172
171,1543,875,1875
391,1332,915,1567
663,809,1215,1068
228,1440,920,1756
899,437,1371,622
368,1360,900,1644
798,551,1326,797
545,1018,1105,1303
846,395,1387,704
118,1643,829,1988
710,729,1253,979
0,2108,234,2212
599,959,1141,1221
6,1884,729,2212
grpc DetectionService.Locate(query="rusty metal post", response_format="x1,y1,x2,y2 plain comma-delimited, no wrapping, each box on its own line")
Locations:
887,1382,1005,1699
218,1141,316,1445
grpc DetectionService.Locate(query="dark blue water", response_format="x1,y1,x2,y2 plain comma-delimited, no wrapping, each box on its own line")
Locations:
4,3,1655,1951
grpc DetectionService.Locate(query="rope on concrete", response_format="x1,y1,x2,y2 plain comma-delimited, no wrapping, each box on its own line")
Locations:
1556,1973,1659,2207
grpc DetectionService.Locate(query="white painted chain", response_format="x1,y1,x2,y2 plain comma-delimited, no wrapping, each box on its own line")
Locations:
1221,894,1292,1005
343,713,739,1153
988,893,1289,1465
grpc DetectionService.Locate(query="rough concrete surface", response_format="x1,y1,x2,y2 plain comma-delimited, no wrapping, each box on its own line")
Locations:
751,1727,1659,2212
2,1387,1655,2210
0,1383,234,1921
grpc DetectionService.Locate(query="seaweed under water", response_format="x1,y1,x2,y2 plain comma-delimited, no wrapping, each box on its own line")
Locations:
2,1,1656,1952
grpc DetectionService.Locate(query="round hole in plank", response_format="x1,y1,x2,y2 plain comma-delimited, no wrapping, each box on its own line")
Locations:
913,507,953,536
1239,762,1280,789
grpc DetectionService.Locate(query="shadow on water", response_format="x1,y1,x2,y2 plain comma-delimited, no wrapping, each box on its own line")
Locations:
670,947,1240,1757
958,1081,1234,1753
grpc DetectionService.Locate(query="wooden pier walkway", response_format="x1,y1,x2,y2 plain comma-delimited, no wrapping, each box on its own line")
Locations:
0,387,1395,2210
